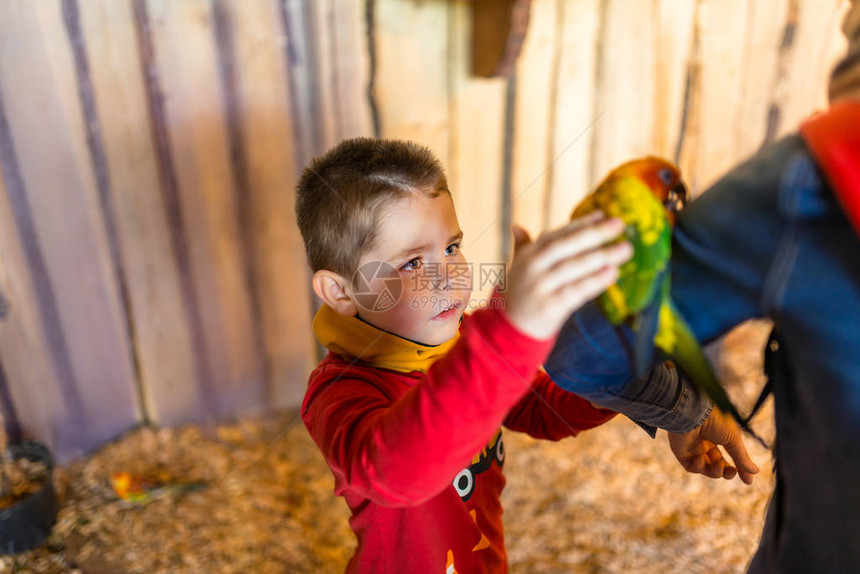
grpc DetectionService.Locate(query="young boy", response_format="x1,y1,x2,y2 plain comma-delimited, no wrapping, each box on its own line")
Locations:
296,138,751,573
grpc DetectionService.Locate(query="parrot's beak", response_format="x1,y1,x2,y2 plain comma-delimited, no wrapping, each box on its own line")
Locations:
665,181,689,213
674,181,690,206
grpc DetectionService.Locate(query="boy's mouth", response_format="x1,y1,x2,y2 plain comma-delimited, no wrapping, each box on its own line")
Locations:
433,300,464,320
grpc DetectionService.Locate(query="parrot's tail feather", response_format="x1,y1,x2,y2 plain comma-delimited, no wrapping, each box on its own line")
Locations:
658,301,769,450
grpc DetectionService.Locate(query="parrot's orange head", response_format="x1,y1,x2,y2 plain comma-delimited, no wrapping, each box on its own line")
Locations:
615,157,689,225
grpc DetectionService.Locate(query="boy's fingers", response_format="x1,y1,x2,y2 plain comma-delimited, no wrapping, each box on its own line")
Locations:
540,242,632,295
554,266,619,311
569,210,606,227
533,211,607,249
544,211,604,239
532,217,627,273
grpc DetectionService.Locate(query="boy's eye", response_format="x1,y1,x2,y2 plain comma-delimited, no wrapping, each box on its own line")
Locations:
445,243,461,256
401,257,422,271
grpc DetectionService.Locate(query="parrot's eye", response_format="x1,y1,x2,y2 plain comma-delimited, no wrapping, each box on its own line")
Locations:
657,168,674,186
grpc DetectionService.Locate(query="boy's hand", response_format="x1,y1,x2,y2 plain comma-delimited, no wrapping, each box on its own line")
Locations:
667,408,761,485
502,212,632,340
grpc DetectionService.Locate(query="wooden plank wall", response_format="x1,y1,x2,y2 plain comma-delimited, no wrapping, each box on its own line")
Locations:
0,0,849,461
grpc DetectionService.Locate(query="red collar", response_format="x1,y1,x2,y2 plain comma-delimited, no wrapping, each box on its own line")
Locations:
800,101,860,234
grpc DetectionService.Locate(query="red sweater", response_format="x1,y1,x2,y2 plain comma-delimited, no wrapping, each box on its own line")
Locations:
302,300,616,573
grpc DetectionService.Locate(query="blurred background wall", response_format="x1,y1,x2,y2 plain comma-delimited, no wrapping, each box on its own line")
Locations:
0,0,848,461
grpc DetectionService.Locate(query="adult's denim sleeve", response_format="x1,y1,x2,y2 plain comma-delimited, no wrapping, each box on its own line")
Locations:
544,301,711,436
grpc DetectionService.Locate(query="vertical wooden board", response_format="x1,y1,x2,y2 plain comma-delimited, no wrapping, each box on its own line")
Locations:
308,0,339,152
303,0,374,148
510,0,557,239
0,0,139,451
654,0,696,162
282,0,325,160
145,0,264,417
590,0,658,187
775,0,849,137
545,0,600,231
688,0,750,191
79,0,199,426
448,0,506,303
283,0,373,151
225,0,315,409
734,0,790,159
327,0,374,141
374,0,450,162
0,168,69,455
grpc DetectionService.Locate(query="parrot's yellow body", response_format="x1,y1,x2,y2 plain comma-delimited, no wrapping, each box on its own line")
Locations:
573,157,758,439
573,169,672,327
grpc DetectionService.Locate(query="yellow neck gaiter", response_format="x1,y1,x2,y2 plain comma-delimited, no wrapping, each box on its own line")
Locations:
312,304,460,374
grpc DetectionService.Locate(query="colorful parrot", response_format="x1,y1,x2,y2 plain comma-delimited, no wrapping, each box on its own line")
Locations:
572,157,761,442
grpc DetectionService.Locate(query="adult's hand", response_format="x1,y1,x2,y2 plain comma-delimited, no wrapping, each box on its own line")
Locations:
668,408,760,485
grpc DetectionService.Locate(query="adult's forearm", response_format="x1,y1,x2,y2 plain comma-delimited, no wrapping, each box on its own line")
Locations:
544,301,711,436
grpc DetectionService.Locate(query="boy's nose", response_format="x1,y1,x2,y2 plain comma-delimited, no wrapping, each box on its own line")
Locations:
432,270,450,292
431,262,470,293
423,262,450,292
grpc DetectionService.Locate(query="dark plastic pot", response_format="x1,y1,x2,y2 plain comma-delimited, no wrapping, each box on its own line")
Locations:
0,441,59,554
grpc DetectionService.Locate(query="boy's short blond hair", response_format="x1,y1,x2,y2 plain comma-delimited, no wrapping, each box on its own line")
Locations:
296,137,448,279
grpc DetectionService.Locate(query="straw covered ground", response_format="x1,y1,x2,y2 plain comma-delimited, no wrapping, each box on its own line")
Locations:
3,321,776,573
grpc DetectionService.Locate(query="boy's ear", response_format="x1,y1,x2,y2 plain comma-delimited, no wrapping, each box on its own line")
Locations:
312,270,358,316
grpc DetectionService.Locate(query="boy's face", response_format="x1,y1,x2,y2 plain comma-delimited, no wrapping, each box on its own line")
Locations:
350,190,470,346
